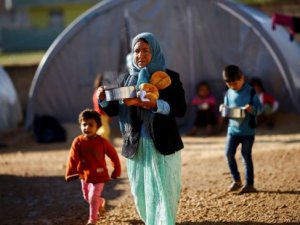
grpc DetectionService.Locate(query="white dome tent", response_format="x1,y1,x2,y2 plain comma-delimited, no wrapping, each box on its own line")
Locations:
0,66,22,133
25,0,300,129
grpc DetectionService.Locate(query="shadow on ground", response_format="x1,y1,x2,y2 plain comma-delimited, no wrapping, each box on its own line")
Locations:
177,222,299,225
0,175,126,224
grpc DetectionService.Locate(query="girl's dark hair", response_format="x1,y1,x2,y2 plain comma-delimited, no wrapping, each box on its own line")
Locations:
196,81,210,92
250,77,265,92
222,65,243,82
78,109,102,127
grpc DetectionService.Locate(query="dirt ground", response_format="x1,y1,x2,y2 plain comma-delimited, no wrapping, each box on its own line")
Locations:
0,113,299,225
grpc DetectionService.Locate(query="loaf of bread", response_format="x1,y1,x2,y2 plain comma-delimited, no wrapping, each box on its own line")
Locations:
150,71,171,90
139,83,159,99
144,92,159,102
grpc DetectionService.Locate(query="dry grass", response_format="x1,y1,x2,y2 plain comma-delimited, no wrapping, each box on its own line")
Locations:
0,51,44,67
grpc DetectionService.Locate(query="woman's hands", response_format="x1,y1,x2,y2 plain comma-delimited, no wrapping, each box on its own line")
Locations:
123,98,157,110
97,85,157,110
139,100,157,110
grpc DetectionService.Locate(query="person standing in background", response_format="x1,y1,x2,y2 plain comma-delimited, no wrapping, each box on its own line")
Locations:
187,81,218,136
93,74,112,140
250,77,279,129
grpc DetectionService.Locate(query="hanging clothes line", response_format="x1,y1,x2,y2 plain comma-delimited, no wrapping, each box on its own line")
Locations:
272,13,300,41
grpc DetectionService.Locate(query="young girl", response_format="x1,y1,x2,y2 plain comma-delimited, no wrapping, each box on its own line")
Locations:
187,81,218,136
250,78,279,128
65,109,121,225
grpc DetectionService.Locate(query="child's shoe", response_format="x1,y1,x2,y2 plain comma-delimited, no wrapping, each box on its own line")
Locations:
228,180,242,192
238,184,257,194
86,220,97,225
98,199,106,217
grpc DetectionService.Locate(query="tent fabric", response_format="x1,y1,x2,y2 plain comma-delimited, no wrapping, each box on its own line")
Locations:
25,0,300,130
0,66,22,133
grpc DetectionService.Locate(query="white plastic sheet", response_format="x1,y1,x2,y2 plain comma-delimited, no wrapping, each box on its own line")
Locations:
25,0,300,129
0,66,22,133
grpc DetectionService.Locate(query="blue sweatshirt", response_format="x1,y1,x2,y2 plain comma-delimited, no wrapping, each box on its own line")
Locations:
224,83,262,136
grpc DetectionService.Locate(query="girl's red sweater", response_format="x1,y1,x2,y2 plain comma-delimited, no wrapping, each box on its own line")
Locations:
65,135,121,183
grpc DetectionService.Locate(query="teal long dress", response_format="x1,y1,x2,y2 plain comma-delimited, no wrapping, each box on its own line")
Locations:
126,126,182,225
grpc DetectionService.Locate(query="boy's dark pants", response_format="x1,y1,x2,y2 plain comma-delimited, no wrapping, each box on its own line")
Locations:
225,134,255,185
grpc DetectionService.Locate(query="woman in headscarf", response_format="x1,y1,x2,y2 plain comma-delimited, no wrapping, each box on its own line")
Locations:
97,32,186,225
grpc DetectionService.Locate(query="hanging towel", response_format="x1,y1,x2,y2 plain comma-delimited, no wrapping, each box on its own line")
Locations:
272,13,300,41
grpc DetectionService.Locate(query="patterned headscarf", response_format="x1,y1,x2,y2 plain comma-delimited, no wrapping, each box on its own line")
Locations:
125,32,166,88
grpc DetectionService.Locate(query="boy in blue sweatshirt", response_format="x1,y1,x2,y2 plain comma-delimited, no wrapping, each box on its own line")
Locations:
220,65,262,194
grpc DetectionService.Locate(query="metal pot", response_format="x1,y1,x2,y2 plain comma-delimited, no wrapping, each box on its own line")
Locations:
221,106,246,118
105,86,137,101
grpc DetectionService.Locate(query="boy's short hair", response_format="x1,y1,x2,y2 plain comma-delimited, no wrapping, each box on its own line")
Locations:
222,65,243,82
78,109,102,127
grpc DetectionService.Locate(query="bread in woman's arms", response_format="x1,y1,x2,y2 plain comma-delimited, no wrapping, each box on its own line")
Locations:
139,83,159,98
150,71,171,90
144,92,159,102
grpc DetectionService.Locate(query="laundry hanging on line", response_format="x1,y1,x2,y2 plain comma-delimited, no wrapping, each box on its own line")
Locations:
272,13,300,41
